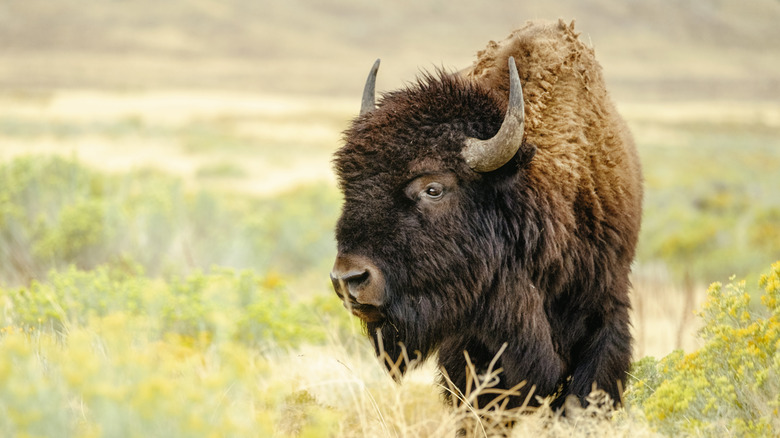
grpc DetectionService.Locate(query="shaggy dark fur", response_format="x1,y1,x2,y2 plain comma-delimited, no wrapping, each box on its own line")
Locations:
333,19,642,410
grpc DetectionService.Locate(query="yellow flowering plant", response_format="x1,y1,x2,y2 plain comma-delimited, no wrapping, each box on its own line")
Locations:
627,261,780,437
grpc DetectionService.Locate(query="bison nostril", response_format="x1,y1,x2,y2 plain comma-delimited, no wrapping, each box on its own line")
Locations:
331,255,385,308
343,270,370,289
330,273,346,298
331,270,369,300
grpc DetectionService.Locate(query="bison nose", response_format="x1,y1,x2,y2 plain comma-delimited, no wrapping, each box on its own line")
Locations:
329,269,370,301
330,254,385,307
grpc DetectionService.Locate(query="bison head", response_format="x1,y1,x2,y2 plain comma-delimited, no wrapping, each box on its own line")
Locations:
331,58,536,375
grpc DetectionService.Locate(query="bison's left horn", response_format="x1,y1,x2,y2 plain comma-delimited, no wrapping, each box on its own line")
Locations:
360,59,381,116
462,57,525,173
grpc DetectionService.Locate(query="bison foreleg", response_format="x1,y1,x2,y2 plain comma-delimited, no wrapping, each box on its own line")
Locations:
437,331,563,412
565,302,632,408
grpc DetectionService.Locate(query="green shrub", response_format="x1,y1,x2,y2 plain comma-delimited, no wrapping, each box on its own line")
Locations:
749,207,780,253
1,263,342,349
627,261,780,437
0,261,359,437
195,162,248,179
0,319,277,437
637,123,780,283
5,262,147,333
0,155,340,286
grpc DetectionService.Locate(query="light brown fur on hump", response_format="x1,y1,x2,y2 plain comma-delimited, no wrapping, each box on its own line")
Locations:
465,19,595,134
466,18,642,262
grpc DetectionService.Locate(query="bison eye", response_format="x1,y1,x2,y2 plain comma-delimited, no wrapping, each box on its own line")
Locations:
422,182,444,200
404,172,455,204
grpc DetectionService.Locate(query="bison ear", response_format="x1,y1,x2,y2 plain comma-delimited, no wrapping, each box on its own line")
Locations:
490,143,535,180
484,143,535,183
516,144,536,169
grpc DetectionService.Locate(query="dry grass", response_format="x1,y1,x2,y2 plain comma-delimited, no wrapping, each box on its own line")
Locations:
631,266,704,359
277,337,663,437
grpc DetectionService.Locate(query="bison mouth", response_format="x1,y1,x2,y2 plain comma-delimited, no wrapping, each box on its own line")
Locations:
342,301,385,323
333,287,385,322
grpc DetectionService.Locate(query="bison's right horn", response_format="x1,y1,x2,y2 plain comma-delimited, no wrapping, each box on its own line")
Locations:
360,59,381,116
461,57,525,173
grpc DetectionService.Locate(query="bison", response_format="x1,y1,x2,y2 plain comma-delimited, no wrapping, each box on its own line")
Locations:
330,19,642,411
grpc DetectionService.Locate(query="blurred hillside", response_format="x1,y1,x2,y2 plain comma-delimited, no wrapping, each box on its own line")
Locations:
2,0,779,101
1,0,779,287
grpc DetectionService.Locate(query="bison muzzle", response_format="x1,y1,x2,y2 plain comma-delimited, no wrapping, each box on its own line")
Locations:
330,253,385,322
330,19,643,412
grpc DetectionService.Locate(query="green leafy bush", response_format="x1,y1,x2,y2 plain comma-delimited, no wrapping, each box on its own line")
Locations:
1,263,344,348
0,319,277,437
637,122,780,283
627,261,780,437
0,260,363,437
0,155,340,285
6,262,146,333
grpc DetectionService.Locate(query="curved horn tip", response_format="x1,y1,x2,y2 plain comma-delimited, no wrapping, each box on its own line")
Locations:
507,57,523,109
360,59,381,116
461,56,526,173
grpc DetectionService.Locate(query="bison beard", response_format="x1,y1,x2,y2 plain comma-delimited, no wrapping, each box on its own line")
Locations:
332,19,642,412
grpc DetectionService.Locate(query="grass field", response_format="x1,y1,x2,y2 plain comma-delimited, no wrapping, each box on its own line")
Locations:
2,0,780,436
2,89,779,436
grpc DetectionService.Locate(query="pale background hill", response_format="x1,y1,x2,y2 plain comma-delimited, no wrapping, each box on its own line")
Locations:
2,0,779,101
